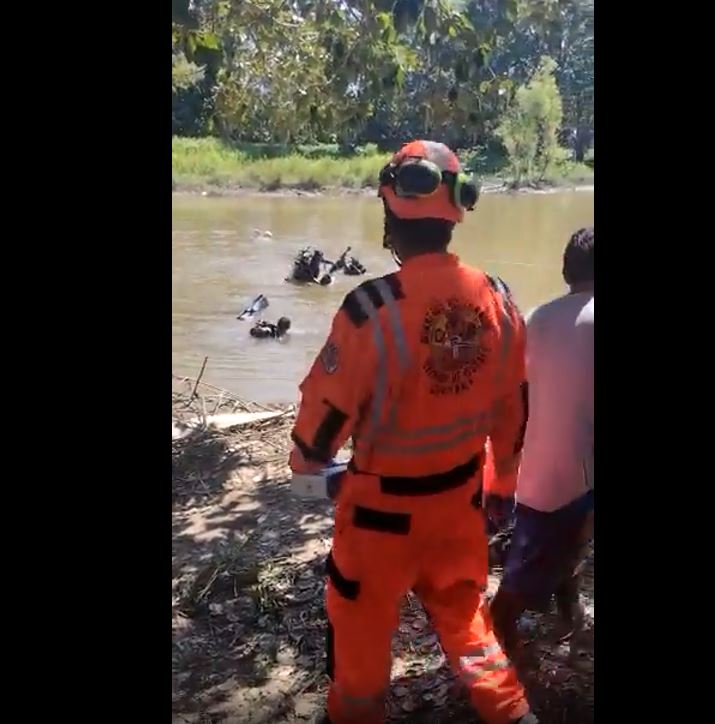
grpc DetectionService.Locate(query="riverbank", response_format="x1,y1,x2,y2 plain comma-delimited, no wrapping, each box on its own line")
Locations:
172,182,595,199
172,376,594,724
172,137,594,196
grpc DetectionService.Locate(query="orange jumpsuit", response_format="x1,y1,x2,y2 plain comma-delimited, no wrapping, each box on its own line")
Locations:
291,253,529,724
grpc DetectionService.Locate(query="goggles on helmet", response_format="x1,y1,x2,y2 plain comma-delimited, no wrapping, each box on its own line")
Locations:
378,157,480,212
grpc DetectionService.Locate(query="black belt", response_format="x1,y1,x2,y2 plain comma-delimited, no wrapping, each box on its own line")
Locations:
342,455,484,538
380,454,481,496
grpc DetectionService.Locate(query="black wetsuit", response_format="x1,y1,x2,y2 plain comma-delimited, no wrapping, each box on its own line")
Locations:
292,250,324,282
250,322,287,339
344,259,366,275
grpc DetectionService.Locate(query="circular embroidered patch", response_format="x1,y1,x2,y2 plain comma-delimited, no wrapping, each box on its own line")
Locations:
420,297,491,395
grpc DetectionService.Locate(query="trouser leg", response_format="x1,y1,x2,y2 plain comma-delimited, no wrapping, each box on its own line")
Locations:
417,579,531,724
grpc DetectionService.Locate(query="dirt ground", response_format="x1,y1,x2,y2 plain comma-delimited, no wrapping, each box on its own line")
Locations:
172,387,593,724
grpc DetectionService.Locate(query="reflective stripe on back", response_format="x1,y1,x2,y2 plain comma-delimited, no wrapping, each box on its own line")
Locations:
357,407,496,456
352,287,386,443
353,268,513,469
353,277,411,446
373,277,409,370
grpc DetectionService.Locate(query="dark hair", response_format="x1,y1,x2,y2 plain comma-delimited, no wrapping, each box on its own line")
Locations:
384,204,454,255
563,227,594,286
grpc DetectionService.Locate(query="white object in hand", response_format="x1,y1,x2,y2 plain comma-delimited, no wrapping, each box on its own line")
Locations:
290,463,347,499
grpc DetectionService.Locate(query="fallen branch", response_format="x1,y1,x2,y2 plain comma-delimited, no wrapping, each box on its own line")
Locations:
189,356,209,402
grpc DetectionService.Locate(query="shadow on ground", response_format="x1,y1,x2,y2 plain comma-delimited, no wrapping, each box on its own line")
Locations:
173,414,335,723
172,415,593,724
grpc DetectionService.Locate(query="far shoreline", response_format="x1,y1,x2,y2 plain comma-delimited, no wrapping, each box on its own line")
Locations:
172,180,595,200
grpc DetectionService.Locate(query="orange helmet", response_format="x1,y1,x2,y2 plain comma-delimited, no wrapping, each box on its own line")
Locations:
378,140,479,224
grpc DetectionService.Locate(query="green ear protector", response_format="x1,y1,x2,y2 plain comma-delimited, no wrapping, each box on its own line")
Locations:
452,169,480,211
378,157,481,211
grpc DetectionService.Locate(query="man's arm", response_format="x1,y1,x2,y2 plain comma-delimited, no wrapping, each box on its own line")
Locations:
486,300,528,499
290,305,377,472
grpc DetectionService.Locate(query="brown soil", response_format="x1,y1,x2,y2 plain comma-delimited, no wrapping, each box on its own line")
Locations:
172,380,593,724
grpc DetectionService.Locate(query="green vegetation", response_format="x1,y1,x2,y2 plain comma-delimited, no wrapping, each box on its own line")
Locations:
172,137,591,192
498,56,566,186
172,1,594,191
172,138,390,191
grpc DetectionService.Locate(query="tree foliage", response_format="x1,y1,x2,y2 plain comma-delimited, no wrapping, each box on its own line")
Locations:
171,0,594,156
172,53,205,93
497,56,564,183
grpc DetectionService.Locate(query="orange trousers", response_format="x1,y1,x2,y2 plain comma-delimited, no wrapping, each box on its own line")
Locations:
325,470,530,724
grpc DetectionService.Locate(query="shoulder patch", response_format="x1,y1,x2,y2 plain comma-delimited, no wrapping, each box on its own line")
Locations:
319,340,339,374
340,273,405,327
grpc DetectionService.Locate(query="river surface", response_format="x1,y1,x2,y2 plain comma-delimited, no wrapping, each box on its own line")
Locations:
172,190,594,403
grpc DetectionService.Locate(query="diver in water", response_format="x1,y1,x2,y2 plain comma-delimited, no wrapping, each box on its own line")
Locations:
329,246,367,276
290,247,326,283
250,316,291,339
288,245,367,284
342,256,367,275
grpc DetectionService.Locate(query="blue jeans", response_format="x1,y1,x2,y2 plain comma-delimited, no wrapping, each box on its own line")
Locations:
499,491,594,611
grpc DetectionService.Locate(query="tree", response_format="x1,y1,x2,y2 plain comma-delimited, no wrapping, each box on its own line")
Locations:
169,0,593,160
492,0,593,159
497,56,564,184
172,1,223,135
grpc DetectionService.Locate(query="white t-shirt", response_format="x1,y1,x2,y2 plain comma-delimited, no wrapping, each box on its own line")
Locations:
516,291,594,512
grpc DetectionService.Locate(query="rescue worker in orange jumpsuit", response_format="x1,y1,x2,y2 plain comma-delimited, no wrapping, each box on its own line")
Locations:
289,140,534,724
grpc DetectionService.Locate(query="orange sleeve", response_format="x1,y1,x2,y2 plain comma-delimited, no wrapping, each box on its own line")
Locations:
485,301,528,498
291,307,378,464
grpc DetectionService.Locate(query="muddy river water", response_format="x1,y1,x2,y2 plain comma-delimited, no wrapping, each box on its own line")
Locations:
172,190,594,403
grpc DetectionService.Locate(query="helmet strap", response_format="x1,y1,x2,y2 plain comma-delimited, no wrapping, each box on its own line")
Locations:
382,200,403,267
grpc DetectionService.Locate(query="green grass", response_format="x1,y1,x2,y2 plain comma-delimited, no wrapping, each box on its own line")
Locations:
172,137,389,191
171,137,593,192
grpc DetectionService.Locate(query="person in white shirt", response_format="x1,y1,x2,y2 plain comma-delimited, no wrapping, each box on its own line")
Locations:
490,227,594,659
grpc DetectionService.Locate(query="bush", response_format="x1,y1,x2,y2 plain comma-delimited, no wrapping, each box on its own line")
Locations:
356,143,379,157
456,143,509,176
497,57,565,185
